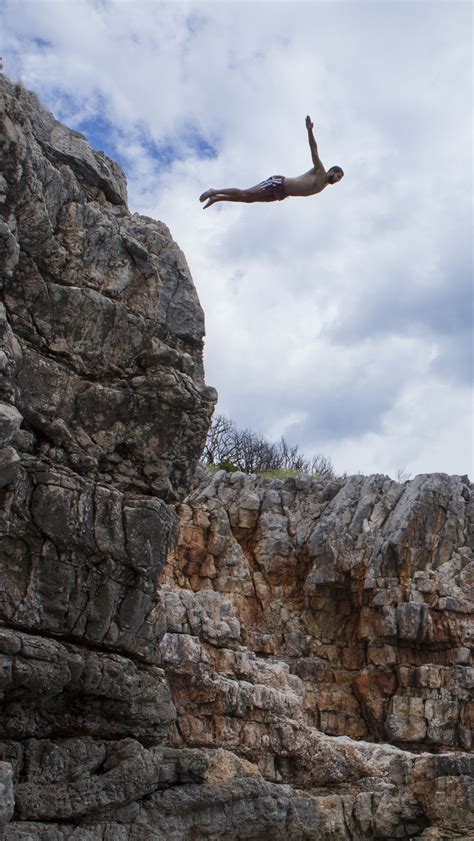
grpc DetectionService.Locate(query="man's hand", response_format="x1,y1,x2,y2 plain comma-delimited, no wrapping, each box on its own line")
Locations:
306,115,314,131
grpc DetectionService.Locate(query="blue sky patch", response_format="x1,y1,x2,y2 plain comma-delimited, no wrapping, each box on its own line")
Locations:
138,133,181,167
77,113,129,171
186,12,208,37
133,121,218,168
186,128,218,160
77,113,218,176
32,37,53,49
140,129,218,165
37,81,218,175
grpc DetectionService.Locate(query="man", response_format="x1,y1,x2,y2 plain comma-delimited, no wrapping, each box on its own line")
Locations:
199,116,343,209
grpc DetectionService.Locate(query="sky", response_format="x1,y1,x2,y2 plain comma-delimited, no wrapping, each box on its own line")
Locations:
2,0,473,479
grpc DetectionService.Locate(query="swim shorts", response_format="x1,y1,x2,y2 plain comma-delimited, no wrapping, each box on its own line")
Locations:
257,174,287,201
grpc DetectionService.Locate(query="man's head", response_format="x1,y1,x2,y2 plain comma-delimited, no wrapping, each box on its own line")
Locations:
327,166,344,184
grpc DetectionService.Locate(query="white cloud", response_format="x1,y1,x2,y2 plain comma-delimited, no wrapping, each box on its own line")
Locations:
330,377,473,479
3,0,472,478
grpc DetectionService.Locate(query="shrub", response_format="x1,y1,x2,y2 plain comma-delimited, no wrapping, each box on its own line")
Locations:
202,414,335,479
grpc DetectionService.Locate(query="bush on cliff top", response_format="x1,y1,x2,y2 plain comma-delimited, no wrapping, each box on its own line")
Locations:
202,414,335,479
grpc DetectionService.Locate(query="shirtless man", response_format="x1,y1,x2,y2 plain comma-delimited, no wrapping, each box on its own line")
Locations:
199,116,343,209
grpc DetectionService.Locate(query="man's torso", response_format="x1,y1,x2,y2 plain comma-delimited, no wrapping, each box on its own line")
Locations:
284,167,327,197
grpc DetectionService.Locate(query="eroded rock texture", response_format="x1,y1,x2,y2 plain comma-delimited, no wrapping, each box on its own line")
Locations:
0,74,472,840
159,469,474,839
0,74,215,502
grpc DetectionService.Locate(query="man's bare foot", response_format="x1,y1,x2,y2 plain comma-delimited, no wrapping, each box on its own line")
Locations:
203,196,218,209
199,189,215,202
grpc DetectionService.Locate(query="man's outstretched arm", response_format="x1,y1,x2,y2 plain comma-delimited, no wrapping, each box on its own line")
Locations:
306,115,324,170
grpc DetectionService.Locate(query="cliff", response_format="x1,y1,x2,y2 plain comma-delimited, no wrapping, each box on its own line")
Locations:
159,469,473,838
0,76,472,840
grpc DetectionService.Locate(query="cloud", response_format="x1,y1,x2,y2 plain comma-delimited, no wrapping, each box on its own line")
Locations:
3,0,472,478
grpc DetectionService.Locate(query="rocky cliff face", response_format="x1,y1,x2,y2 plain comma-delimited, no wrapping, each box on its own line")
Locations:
0,76,472,841
163,471,472,751
0,75,214,503
159,470,473,839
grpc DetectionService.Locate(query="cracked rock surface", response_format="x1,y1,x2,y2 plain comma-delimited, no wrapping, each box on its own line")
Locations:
159,469,474,839
0,74,216,503
0,75,472,840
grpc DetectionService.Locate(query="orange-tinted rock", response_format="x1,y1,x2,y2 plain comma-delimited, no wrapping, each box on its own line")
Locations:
158,468,473,837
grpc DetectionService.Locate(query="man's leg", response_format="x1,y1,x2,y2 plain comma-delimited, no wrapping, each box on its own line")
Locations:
201,184,268,209
202,192,253,209
200,187,253,202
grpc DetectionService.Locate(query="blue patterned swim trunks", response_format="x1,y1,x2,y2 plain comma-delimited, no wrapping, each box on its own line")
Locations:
257,175,287,201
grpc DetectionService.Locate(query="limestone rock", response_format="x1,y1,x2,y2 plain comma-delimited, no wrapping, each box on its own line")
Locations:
0,460,177,659
0,762,14,839
0,627,175,742
0,75,216,502
0,446,19,487
0,75,222,841
159,468,473,837
0,403,22,447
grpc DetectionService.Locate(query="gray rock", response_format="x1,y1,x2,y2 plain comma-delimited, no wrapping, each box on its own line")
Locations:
6,827,130,840
0,75,216,501
0,628,176,742
0,762,14,839
0,403,22,448
0,74,219,840
0,463,177,660
12,82,128,207
0,446,19,487
4,747,322,841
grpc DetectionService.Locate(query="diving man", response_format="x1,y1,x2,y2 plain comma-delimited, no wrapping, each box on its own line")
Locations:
199,116,343,209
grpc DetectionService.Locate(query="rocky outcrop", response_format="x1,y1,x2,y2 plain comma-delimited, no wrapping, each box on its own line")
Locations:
159,469,474,838
0,75,215,502
0,72,216,662
1,75,472,840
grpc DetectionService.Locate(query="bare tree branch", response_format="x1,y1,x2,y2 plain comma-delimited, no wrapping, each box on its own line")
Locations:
202,415,335,479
